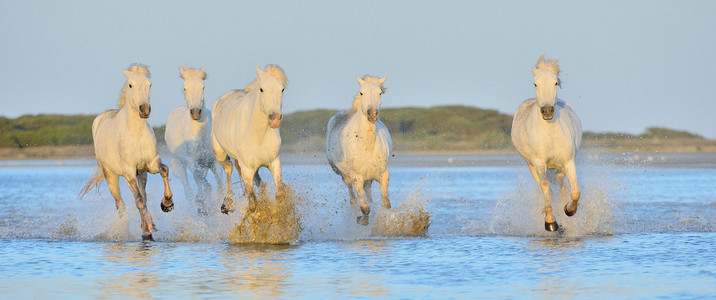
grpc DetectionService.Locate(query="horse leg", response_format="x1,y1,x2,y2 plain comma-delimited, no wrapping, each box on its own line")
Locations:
563,160,581,217
342,175,357,207
101,165,125,215
210,161,225,191
147,157,174,213
212,134,234,214
173,158,193,202
364,180,374,206
268,157,285,201
379,171,391,209
123,170,154,241
239,164,258,213
529,163,558,231
353,177,370,226
192,167,211,215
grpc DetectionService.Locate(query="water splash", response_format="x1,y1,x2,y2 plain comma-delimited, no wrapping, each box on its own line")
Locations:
372,190,431,237
227,185,303,245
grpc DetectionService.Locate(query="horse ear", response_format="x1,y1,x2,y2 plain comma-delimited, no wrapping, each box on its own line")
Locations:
379,75,387,85
531,68,538,77
356,75,365,86
179,66,188,79
256,65,264,75
123,69,131,79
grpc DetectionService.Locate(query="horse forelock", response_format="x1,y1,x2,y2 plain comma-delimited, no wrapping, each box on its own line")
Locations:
180,66,207,80
244,65,287,94
536,55,561,81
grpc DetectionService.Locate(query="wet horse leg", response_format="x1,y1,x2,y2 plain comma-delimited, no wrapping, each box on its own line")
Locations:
353,176,370,226
342,174,357,207
379,171,391,209
239,164,258,213
529,163,558,231
123,169,154,241
563,160,581,216
173,158,193,202
147,157,174,213
101,165,125,215
268,157,285,200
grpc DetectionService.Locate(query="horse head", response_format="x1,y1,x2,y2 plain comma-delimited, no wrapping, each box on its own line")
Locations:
531,55,561,121
122,64,152,119
180,66,207,121
256,65,287,129
355,75,387,123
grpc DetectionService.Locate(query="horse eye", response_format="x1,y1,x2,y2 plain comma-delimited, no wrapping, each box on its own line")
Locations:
533,83,536,87
555,82,558,86
360,92,363,96
129,84,133,88
281,88,284,93
260,88,264,93
379,92,383,95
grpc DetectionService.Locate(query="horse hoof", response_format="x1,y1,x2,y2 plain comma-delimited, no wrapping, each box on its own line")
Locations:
564,203,576,217
161,201,174,213
545,221,559,232
142,233,154,241
357,215,369,226
220,204,233,215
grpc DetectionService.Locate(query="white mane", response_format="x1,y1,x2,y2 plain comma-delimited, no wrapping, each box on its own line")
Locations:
352,75,387,111
118,64,151,108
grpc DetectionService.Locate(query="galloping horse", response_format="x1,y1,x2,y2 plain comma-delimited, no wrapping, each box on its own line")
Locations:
80,64,174,241
211,65,287,214
326,75,392,226
511,56,582,232
165,66,223,214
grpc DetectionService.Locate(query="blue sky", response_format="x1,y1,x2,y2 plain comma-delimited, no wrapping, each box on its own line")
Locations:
1,1,715,138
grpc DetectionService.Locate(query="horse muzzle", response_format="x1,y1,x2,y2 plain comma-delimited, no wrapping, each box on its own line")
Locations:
268,113,282,129
190,108,202,121
540,106,554,121
367,107,378,123
139,104,151,119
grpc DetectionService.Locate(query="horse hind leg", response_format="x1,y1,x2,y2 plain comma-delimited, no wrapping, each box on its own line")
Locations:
102,166,125,215
124,171,154,241
379,171,391,209
342,175,357,207
563,160,581,217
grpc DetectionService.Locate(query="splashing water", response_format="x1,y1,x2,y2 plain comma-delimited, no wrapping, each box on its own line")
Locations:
488,159,622,237
227,184,303,245
372,190,431,237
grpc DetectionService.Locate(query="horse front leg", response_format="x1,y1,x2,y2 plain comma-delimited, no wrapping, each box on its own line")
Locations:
172,158,193,202
563,160,581,217
148,157,174,213
239,164,258,213
123,169,154,241
529,163,558,232
353,177,370,226
379,171,391,209
268,157,285,201
192,167,211,215
100,165,125,215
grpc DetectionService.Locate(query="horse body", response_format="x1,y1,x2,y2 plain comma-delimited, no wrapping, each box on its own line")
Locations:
82,64,174,241
211,65,287,214
511,56,582,232
165,66,222,213
326,75,392,225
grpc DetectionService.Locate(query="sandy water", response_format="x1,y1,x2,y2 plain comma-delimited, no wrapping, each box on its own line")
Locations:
0,154,715,298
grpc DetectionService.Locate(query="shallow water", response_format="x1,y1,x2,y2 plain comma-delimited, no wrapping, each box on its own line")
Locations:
1,154,715,297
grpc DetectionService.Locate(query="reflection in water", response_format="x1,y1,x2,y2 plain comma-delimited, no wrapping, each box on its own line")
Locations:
522,237,586,297
341,240,390,297
219,244,294,298
99,243,161,298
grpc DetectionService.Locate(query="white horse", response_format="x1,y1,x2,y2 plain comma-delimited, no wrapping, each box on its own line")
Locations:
80,64,174,241
326,75,392,226
164,66,223,214
211,65,287,214
511,56,582,232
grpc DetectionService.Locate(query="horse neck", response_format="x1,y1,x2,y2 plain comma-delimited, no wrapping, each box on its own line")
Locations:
246,90,271,136
351,112,376,151
119,104,149,132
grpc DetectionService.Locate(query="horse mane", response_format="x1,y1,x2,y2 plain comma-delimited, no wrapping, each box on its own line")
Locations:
180,66,207,80
535,55,561,86
245,64,288,93
352,75,387,111
118,64,151,108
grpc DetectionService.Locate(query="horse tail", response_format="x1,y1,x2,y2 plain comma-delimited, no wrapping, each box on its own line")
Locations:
78,167,105,199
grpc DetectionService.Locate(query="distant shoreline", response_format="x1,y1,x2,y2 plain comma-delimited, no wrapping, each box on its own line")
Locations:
2,142,716,161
